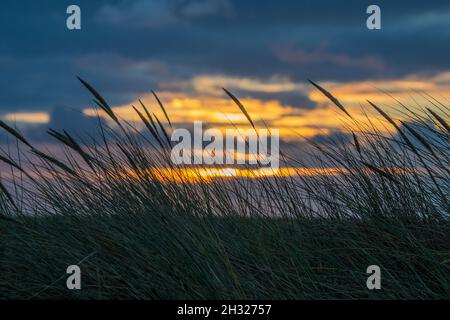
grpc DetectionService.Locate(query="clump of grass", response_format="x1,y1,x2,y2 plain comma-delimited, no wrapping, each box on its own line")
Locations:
0,78,449,299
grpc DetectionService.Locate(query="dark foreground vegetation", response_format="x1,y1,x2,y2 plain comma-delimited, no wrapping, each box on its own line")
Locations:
1,79,449,299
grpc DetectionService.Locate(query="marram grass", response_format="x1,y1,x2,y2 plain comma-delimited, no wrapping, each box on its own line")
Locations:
0,79,449,299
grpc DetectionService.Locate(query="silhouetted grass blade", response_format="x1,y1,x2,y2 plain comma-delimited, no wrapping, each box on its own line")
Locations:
308,80,353,118
77,76,119,123
427,108,450,134
152,90,172,128
0,120,32,147
352,131,361,154
31,148,78,176
223,88,256,130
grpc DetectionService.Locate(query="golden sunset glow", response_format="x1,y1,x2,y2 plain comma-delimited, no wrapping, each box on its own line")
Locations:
81,71,450,144
307,72,450,112
83,94,339,141
125,166,345,183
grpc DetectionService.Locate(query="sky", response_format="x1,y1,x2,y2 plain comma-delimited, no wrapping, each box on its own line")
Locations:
0,0,449,147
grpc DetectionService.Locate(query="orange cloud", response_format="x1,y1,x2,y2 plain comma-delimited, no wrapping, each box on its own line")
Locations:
83,71,450,142
2,112,50,124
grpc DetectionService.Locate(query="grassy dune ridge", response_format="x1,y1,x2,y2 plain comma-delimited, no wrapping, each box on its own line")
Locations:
0,80,449,299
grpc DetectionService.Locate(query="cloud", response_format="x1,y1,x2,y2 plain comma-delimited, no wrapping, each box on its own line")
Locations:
275,46,385,71
15,107,106,144
1,0,450,127
186,74,307,96
97,0,177,27
47,107,103,134
1,112,50,124
97,0,234,27
236,90,317,110
177,0,233,18
307,71,450,107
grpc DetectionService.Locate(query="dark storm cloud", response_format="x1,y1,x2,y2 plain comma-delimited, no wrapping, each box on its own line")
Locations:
0,0,449,114
14,107,106,144
235,90,316,110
